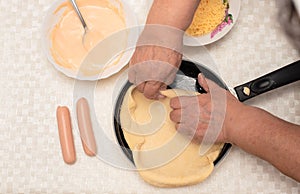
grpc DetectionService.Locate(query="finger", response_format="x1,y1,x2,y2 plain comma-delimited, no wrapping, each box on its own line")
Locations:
143,81,163,99
159,83,167,91
170,97,180,109
158,84,167,99
197,93,210,107
175,123,194,139
192,136,202,144
158,95,166,99
136,82,146,94
198,73,209,92
169,109,181,123
170,96,195,109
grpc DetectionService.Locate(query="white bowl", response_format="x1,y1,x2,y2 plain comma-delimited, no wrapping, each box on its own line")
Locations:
42,0,139,80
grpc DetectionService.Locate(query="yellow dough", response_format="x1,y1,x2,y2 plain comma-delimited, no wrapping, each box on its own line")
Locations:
120,86,223,187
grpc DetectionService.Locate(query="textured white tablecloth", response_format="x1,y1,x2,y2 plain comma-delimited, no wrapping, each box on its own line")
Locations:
0,0,299,193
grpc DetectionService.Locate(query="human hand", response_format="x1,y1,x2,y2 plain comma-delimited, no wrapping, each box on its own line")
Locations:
127,0,200,100
128,25,184,100
129,45,182,99
169,74,244,143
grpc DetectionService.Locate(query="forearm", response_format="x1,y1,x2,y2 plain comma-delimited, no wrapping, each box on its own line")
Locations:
146,0,200,30
137,0,200,50
129,1,200,98
228,106,300,181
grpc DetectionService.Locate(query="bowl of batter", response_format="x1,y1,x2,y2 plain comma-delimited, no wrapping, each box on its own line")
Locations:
42,0,139,80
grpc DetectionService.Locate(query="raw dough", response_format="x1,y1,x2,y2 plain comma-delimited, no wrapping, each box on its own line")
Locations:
120,86,223,187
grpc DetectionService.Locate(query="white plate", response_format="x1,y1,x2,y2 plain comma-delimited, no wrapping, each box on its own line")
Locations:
42,0,139,80
183,0,241,46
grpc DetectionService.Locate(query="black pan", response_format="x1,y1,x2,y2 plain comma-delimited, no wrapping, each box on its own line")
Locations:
114,59,300,166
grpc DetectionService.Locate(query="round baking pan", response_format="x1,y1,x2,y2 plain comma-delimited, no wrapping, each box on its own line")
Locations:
113,60,232,166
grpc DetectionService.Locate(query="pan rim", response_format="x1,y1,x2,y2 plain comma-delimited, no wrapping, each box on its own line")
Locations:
113,60,232,166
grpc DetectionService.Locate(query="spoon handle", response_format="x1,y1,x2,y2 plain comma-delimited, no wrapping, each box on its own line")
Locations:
69,0,88,30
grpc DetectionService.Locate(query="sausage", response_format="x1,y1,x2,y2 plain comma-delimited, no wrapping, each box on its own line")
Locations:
76,98,97,156
56,106,76,164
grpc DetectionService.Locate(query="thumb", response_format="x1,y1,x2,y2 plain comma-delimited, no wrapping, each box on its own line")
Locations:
197,73,209,92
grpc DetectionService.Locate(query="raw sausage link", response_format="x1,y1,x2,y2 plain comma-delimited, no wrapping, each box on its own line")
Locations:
76,98,97,156
56,106,76,164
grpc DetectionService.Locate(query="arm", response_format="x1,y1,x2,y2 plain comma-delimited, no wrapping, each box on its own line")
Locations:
227,106,300,181
146,0,200,30
170,74,300,182
128,0,200,99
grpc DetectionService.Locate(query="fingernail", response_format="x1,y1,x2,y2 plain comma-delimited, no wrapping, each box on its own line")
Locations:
198,73,205,79
158,94,166,99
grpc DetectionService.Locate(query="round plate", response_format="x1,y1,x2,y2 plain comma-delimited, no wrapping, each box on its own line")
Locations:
113,60,232,166
183,0,241,46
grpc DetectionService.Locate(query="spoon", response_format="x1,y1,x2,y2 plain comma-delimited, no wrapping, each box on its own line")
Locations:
69,0,88,43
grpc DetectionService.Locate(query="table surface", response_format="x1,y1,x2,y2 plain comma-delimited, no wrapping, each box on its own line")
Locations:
0,0,299,193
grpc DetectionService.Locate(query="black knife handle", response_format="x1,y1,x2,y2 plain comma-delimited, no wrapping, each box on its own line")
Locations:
234,60,300,102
